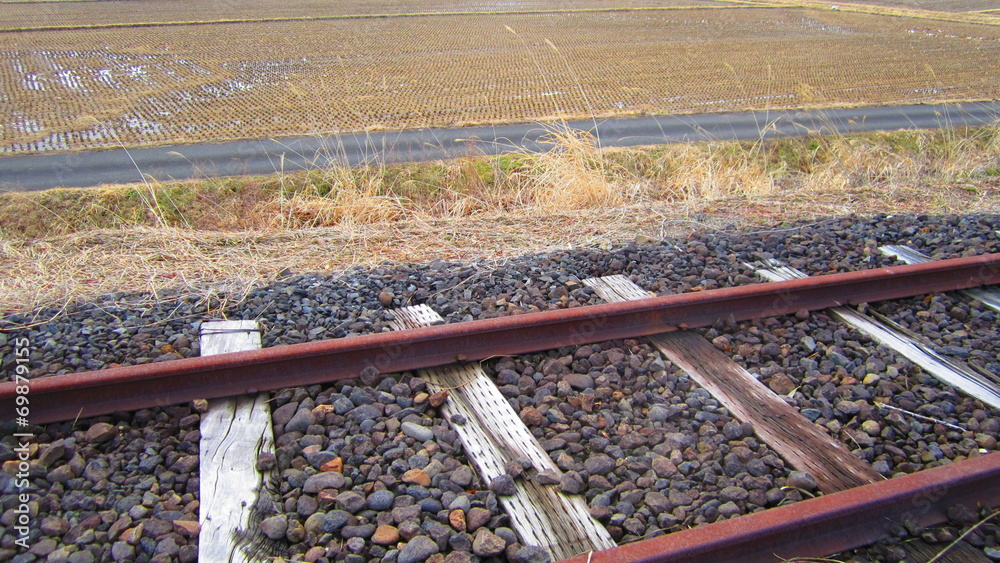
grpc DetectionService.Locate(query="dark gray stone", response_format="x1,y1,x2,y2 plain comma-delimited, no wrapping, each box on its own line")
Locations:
285,408,316,433
303,472,346,493
398,536,440,563
260,515,287,541
559,471,584,494
786,471,818,491
367,490,395,511
336,491,367,513
450,466,474,487
584,454,615,476
513,545,552,563
401,422,434,443
341,523,376,539
322,510,352,533
489,474,518,496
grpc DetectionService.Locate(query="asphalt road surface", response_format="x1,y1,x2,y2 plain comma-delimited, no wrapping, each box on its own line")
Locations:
2,102,998,192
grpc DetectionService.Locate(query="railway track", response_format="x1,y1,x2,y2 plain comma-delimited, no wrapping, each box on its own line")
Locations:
2,218,1000,562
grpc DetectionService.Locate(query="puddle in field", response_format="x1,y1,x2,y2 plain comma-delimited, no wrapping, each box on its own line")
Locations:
13,117,41,134
800,17,860,35
692,93,796,108
55,69,84,91
95,68,119,88
122,115,164,136
2,50,315,153
4,48,210,98
21,74,45,91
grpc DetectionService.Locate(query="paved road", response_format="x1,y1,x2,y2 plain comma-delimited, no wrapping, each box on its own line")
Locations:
2,102,998,192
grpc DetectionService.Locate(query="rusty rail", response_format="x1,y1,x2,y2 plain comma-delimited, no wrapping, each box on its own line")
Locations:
560,452,1000,563
3,253,999,424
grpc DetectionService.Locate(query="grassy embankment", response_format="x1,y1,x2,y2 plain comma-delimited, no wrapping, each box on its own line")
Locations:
0,124,998,317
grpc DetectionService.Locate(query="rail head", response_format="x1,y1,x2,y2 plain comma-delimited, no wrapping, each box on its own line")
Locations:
558,452,1000,563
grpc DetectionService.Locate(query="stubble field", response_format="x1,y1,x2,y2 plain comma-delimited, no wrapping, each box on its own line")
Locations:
1,0,998,154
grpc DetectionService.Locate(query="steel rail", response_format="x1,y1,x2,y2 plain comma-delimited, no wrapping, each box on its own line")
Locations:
3,253,999,425
559,452,1000,563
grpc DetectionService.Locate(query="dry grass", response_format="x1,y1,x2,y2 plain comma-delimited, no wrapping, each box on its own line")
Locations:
1,125,998,318
519,128,622,212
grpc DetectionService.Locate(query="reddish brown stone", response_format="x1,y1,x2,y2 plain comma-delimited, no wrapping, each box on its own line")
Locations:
429,390,449,407
316,490,338,508
372,524,400,545
320,457,344,473
768,374,797,395
519,406,544,426
401,468,431,486
121,524,143,545
173,520,200,538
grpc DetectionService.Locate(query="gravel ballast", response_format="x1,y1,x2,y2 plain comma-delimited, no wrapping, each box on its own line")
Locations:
2,213,999,562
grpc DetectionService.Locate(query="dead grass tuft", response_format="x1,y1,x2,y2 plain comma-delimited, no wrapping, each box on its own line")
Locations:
523,127,623,211
263,166,410,229
656,142,777,202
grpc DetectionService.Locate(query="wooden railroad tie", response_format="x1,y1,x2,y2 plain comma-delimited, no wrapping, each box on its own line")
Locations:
199,320,281,563
584,275,882,494
389,305,617,561
748,260,1000,411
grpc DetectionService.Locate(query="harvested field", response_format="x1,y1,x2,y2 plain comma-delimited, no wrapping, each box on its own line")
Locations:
825,0,1000,12
1,1,999,155
0,0,729,30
